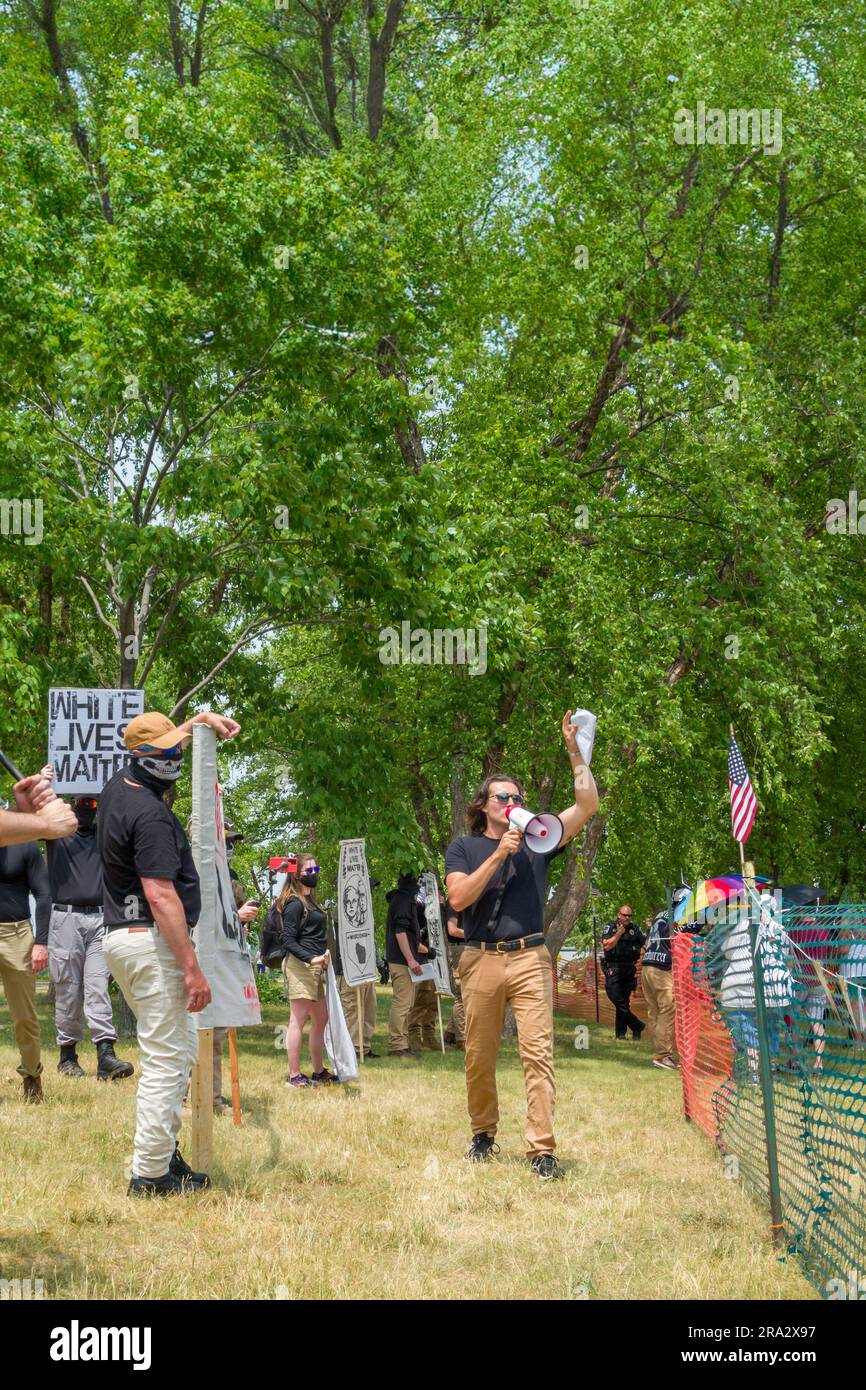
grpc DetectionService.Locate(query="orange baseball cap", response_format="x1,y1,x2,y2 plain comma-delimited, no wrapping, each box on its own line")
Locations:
124,712,187,752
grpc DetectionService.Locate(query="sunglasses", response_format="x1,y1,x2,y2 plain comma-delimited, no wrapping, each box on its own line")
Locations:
136,743,185,758
75,799,98,810
492,792,524,805
302,864,320,875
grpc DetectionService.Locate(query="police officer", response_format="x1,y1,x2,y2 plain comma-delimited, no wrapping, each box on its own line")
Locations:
45,790,134,1081
601,905,645,1040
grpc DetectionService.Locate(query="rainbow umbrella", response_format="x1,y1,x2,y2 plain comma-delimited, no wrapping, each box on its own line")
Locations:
673,875,770,926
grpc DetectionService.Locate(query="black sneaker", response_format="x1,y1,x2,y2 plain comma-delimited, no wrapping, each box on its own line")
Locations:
169,1145,211,1189
466,1133,500,1163
530,1153,564,1181
631,1024,645,1041
128,1172,188,1198
311,1068,340,1085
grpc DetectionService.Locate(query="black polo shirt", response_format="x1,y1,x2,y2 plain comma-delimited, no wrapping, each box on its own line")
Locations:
97,767,201,927
444,835,548,943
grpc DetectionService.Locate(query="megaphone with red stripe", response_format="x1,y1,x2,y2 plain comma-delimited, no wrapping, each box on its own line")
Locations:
505,804,564,855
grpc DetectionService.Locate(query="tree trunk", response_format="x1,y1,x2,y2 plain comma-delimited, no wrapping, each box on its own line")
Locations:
544,810,607,960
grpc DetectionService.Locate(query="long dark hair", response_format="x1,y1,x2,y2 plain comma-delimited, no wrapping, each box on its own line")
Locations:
276,853,322,914
466,773,525,836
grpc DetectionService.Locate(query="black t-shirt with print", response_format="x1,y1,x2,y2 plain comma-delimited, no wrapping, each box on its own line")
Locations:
97,766,201,927
444,835,549,943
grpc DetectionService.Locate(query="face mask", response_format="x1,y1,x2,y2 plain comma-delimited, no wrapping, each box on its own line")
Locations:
301,871,319,886
137,754,184,783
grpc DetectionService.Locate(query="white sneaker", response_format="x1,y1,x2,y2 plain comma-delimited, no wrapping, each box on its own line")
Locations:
652,1057,678,1070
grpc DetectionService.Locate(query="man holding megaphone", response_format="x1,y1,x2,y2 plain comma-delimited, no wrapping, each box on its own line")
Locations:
445,710,599,1181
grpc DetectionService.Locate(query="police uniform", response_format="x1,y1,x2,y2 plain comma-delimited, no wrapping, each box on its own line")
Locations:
601,918,645,1038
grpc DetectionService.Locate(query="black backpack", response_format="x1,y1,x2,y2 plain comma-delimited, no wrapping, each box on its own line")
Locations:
259,900,309,968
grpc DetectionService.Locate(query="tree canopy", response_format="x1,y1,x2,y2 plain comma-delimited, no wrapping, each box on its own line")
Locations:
2,0,864,946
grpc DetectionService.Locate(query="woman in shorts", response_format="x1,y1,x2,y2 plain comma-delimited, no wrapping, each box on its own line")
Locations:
280,853,338,1088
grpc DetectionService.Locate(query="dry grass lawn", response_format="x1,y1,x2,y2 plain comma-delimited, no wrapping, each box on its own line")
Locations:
0,985,816,1300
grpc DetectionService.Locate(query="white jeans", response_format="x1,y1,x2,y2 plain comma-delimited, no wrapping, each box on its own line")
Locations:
103,926,199,1178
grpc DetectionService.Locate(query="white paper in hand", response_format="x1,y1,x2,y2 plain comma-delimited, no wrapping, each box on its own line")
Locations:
569,709,597,766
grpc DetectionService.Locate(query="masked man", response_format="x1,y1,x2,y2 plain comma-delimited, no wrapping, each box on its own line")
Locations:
43,785,134,1081
98,709,239,1197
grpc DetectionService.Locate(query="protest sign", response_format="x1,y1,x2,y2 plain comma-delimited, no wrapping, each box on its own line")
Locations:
337,839,378,986
190,726,261,1029
48,688,144,793
420,870,453,996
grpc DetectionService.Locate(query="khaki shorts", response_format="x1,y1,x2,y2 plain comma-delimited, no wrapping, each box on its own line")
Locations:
283,953,326,1002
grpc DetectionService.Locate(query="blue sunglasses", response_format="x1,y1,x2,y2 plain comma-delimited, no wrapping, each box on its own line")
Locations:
136,743,185,758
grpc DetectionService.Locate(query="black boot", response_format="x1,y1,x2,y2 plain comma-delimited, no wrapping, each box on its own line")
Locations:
58,1044,85,1078
96,1039,134,1081
169,1145,210,1189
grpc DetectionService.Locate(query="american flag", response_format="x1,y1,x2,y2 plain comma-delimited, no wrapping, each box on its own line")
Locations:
728,735,757,844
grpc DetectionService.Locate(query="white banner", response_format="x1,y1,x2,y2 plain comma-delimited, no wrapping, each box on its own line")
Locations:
48,687,144,794
337,839,378,986
190,725,261,1029
323,967,360,1082
420,870,453,996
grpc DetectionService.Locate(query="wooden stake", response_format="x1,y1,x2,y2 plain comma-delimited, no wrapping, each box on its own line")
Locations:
228,1027,242,1126
191,1028,213,1173
356,986,364,1065
437,994,446,1053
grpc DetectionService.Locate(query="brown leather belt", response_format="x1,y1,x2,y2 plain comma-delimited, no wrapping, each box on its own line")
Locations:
464,933,545,954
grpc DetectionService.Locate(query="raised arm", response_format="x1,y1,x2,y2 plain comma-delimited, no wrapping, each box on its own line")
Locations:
556,710,600,845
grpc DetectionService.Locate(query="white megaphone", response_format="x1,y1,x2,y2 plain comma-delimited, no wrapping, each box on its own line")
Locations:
505,803,564,855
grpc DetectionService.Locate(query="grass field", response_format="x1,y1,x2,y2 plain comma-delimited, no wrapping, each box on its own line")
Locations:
0,985,816,1301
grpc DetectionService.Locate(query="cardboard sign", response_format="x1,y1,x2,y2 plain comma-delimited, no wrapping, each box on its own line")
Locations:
48,688,144,794
190,726,262,1029
420,870,453,996
337,839,378,986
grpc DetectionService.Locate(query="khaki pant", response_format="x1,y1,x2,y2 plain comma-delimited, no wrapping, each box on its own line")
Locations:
408,978,438,1048
388,962,416,1052
641,965,676,1063
459,943,555,1158
445,943,465,1041
339,976,376,1053
103,926,199,1179
0,920,41,1078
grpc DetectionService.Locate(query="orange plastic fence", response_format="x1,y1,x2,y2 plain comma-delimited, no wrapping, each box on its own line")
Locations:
672,932,734,1133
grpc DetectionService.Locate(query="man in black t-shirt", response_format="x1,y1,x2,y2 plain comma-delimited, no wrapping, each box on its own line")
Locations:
99,707,240,1198
601,906,646,1040
445,710,599,1181
43,787,134,1082
385,872,424,1056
